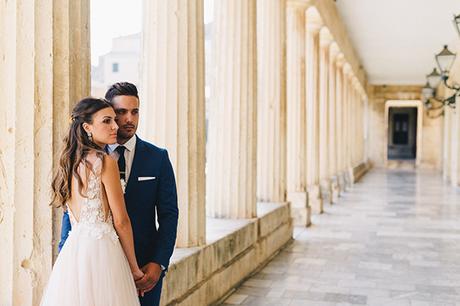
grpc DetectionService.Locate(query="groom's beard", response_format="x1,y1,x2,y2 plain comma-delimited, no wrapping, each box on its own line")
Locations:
117,124,136,144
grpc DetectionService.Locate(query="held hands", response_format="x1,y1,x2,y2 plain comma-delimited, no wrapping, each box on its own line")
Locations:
135,262,163,297
132,269,145,282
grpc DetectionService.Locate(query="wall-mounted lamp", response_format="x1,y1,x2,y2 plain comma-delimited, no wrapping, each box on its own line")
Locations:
421,15,460,115
454,14,460,38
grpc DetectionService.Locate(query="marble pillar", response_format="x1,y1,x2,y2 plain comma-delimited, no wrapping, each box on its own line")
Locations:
286,1,311,226
350,79,358,167
257,0,287,204
206,0,258,219
335,54,346,193
0,1,90,305
140,0,206,247
343,63,354,187
305,7,323,214
328,43,339,203
318,27,332,205
455,95,460,186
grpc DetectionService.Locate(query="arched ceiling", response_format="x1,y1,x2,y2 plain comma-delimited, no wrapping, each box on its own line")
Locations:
336,0,460,85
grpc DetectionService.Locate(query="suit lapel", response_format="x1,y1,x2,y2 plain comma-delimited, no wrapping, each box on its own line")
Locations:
126,135,144,194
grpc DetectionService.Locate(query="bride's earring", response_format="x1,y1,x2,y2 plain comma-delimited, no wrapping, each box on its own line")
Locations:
87,132,93,142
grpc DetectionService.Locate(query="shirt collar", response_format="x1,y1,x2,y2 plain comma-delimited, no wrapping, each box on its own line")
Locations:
108,135,137,153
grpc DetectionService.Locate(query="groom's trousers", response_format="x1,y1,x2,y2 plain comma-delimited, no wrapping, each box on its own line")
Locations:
139,273,164,306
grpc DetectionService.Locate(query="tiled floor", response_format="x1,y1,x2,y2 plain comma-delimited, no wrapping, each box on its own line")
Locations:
221,168,460,306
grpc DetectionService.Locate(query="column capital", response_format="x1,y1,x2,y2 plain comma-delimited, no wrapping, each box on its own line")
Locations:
329,42,340,61
320,27,333,47
336,53,346,67
343,63,353,78
306,6,323,32
287,0,310,10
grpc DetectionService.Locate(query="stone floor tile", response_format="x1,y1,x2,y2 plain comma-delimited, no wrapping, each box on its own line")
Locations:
219,169,460,306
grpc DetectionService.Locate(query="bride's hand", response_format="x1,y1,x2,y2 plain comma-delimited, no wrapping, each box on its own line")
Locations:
132,269,144,281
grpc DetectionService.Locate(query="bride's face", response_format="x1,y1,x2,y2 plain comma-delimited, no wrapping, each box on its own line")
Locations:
83,107,118,147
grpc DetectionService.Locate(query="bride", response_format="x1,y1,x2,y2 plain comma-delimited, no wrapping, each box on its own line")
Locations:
41,98,142,306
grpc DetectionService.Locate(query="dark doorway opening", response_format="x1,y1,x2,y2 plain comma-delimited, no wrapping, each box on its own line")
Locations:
388,107,417,160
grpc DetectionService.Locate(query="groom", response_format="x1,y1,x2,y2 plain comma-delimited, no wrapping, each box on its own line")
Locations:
59,82,179,306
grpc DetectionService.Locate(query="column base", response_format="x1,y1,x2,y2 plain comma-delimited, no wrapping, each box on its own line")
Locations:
330,175,340,203
345,167,354,188
287,191,311,227
307,184,323,214
320,179,332,205
337,171,347,194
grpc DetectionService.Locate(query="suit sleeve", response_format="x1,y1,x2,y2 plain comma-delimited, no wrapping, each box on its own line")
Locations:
151,150,179,270
58,210,72,252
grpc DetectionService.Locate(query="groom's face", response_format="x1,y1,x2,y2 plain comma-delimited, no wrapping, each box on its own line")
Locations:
111,95,139,142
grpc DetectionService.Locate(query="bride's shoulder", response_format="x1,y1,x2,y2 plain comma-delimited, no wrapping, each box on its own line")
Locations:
85,150,106,173
101,154,118,173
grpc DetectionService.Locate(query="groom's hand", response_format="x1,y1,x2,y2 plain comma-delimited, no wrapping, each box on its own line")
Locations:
136,262,162,294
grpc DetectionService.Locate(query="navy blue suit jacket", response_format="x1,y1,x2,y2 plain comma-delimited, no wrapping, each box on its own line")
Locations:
59,136,179,270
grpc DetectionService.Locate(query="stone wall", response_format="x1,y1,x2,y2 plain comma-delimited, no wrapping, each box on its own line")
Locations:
367,85,443,169
160,203,293,306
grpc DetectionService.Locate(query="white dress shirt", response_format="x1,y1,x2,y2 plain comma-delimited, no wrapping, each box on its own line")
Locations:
107,135,137,181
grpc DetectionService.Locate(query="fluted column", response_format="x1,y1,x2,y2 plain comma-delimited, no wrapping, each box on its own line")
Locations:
305,7,323,214
257,0,287,203
140,0,206,247
286,0,310,226
449,105,458,185
335,54,346,193
318,28,332,205
343,63,354,187
328,43,339,202
443,106,452,181
206,0,257,219
350,76,359,168
0,1,90,305
357,90,366,165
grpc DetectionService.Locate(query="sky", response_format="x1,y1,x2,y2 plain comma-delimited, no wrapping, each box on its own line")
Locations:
91,0,214,67
90,0,142,66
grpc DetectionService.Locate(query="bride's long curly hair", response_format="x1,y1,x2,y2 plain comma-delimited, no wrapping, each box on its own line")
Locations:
51,97,112,207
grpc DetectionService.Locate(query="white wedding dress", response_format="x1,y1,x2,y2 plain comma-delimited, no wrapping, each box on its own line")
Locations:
40,158,140,306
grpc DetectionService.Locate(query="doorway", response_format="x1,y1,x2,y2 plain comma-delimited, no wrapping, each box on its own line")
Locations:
388,107,417,160
384,100,423,167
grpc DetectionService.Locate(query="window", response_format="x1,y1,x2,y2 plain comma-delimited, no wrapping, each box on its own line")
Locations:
112,63,119,73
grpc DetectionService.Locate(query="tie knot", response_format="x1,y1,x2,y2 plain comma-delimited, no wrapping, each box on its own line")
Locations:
115,145,126,155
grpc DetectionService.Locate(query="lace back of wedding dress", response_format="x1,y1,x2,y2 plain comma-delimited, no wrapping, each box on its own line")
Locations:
68,157,113,226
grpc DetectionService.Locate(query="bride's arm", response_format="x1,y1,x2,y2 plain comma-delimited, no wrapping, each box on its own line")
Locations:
101,155,143,280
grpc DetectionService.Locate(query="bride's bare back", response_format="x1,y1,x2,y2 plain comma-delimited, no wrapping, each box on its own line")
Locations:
67,153,111,225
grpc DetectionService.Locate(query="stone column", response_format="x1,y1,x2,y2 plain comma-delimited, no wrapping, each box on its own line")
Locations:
318,28,332,205
257,0,287,203
328,43,339,202
443,107,452,181
206,0,257,219
454,95,460,186
286,0,311,226
140,0,206,247
335,54,346,193
343,63,354,187
350,79,357,167
358,90,366,165
0,1,90,305
449,104,459,185
305,7,323,214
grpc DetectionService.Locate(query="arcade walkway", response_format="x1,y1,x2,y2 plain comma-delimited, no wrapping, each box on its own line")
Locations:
222,169,460,306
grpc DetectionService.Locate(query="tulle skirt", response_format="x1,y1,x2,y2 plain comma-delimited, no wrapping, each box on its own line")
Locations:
40,223,140,306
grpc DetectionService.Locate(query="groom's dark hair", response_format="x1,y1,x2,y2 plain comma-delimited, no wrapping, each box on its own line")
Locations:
105,82,139,103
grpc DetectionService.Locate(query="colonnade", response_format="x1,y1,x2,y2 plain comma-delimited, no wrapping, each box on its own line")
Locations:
0,0,369,304
286,2,367,222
